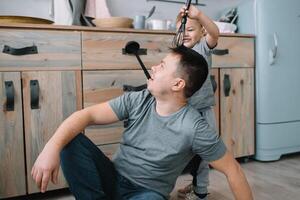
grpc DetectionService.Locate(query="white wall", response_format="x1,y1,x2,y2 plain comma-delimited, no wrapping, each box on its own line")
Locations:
0,0,53,20
0,0,246,22
107,0,244,21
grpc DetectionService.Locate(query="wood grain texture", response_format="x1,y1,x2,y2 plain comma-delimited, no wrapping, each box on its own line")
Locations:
83,70,146,146
220,68,255,157
212,37,254,68
210,69,220,134
0,72,26,198
22,71,82,194
0,29,81,71
82,32,173,70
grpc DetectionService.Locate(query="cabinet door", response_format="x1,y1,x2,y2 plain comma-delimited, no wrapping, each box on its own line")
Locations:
22,71,82,193
220,68,255,157
210,69,220,134
0,72,26,198
83,70,146,158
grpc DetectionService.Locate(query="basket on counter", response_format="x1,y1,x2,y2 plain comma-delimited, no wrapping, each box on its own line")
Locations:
0,16,53,24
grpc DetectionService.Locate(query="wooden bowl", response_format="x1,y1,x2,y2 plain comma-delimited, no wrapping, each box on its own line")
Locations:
0,16,53,24
92,17,133,28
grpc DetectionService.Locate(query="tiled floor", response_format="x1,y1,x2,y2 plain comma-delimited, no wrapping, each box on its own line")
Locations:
6,153,300,200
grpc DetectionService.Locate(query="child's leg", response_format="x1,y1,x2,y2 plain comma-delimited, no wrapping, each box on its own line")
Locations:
194,160,209,195
193,107,218,198
60,133,119,200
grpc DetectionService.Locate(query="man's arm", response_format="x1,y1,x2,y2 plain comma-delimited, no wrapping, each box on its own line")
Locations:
209,151,253,200
31,102,119,193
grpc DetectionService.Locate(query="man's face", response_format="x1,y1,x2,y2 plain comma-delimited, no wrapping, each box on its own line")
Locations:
147,53,181,96
176,19,204,48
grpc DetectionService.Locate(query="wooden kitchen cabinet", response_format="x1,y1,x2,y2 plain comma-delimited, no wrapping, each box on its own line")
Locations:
219,68,255,158
212,36,255,158
0,28,82,198
0,71,82,198
210,68,220,133
22,71,82,193
0,72,26,198
0,23,255,198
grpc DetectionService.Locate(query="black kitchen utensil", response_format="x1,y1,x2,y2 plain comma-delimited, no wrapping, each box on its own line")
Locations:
146,0,206,6
124,41,151,80
147,6,156,19
172,0,192,47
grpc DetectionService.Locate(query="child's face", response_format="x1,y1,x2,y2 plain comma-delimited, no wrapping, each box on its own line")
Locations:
177,19,204,48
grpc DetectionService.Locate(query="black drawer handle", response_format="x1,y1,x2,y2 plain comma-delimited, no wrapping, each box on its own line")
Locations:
223,74,231,97
123,84,147,92
212,49,229,56
5,81,14,111
2,44,38,56
30,80,39,109
122,48,147,55
210,75,217,93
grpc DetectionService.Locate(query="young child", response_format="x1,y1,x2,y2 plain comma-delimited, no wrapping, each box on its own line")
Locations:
175,5,220,200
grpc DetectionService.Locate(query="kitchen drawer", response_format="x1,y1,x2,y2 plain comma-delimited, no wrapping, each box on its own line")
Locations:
212,37,254,68
0,29,81,71
82,32,173,70
83,70,147,144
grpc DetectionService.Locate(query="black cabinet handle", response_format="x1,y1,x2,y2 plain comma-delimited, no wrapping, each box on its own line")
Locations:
212,49,229,56
5,81,14,111
123,84,147,92
30,80,39,109
210,75,217,93
122,48,147,55
2,44,38,56
223,74,231,97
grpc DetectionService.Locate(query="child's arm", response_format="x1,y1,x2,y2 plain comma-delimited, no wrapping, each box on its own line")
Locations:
180,5,219,48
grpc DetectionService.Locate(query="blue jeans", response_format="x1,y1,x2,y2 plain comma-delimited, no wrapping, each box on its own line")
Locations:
60,133,166,200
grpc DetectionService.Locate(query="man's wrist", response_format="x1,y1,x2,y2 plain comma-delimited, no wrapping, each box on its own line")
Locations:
45,139,63,152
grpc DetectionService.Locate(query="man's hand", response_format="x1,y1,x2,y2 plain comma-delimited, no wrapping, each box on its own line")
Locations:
31,144,60,193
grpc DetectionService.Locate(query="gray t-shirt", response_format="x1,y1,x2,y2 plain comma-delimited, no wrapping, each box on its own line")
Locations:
109,89,226,197
188,38,215,110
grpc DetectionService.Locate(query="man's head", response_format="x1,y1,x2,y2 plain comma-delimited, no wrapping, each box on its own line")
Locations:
176,14,206,48
147,45,208,99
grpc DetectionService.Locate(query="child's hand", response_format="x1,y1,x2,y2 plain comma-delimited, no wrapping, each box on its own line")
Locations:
180,5,202,20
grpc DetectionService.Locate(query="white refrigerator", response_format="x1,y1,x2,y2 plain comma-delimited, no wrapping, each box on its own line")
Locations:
237,0,300,161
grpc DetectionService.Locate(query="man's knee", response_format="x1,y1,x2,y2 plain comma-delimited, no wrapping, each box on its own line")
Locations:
60,133,85,159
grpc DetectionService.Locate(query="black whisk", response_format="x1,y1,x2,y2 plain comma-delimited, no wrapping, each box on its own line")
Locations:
172,0,192,47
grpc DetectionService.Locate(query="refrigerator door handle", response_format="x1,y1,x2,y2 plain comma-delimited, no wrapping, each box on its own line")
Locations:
269,32,278,65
